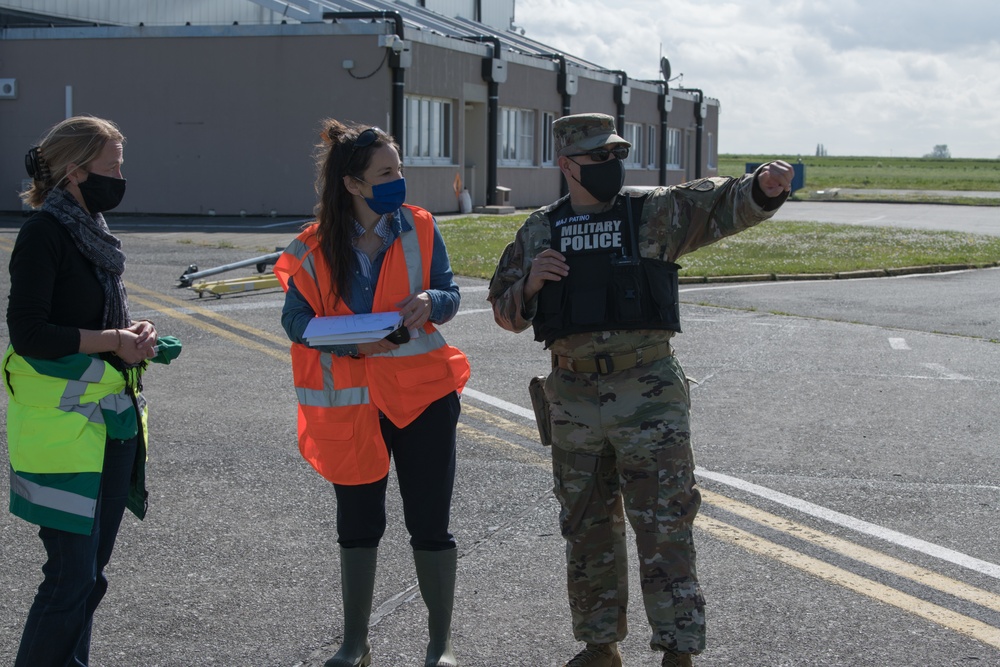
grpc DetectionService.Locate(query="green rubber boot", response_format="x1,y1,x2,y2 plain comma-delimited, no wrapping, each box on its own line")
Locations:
413,548,459,667
325,547,377,667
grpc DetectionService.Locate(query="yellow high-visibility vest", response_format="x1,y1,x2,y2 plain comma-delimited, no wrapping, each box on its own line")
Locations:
4,346,148,534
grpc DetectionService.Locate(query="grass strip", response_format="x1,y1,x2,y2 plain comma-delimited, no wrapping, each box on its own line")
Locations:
439,216,1000,280
718,155,1000,192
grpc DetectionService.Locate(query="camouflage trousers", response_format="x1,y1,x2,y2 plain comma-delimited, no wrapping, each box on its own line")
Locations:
546,353,705,654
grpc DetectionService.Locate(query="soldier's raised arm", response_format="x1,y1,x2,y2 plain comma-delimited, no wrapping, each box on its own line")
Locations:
641,160,793,263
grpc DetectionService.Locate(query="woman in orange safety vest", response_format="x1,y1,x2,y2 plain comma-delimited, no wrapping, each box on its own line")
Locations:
275,120,470,667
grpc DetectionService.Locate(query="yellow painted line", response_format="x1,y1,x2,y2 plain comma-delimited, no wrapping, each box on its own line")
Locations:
125,281,290,347
698,513,1000,649
127,293,288,363
456,422,548,464
0,238,14,252
0,238,286,361
9,242,991,647
703,489,1000,615
461,402,540,442
455,408,1000,647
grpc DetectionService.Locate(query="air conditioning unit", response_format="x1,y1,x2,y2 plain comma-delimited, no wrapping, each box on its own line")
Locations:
0,79,17,99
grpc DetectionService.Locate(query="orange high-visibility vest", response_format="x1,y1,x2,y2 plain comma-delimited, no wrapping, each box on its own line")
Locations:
274,205,470,485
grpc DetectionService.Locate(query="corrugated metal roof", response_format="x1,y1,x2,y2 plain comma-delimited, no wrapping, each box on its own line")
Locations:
0,0,285,27
0,0,616,77
315,0,607,73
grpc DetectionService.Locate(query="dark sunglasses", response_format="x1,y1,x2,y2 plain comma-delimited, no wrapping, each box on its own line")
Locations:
347,127,381,164
565,146,630,162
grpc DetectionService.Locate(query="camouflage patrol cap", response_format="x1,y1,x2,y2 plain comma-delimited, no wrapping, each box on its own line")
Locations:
553,113,631,156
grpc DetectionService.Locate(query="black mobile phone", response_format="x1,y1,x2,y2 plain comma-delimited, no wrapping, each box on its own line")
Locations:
385,324,410,345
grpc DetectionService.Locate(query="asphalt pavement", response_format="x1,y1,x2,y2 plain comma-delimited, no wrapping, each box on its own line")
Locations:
1,202,999,666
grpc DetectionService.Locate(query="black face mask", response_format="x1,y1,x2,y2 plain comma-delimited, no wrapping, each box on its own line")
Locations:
79,172,127,213
573,158,625,203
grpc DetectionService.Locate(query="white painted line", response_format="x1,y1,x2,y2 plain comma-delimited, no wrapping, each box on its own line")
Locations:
259,218,313,229
135,298,286,318
697,468,1000,580
889,338,910,350
462,387,536,420
923,363,973,381
464,385,1000,580
752,322,807,328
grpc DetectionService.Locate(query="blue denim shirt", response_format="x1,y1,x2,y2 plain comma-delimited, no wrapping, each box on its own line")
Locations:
281,208,461,356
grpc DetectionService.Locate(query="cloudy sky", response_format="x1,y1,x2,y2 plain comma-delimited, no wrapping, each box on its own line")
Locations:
514,0,1000,159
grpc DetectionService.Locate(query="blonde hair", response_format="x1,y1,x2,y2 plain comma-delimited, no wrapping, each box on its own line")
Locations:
20,115,125,209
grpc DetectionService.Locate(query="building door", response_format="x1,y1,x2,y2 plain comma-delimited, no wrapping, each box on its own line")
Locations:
463,86,489,207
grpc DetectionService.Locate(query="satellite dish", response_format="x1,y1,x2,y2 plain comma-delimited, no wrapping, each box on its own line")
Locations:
660,57,671,82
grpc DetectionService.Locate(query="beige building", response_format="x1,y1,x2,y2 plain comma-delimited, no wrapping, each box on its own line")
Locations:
0,0,721,216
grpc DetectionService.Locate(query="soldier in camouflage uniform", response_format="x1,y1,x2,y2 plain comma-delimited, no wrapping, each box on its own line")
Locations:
487,113,793,667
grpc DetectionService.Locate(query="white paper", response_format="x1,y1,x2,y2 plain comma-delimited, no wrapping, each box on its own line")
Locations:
302,312,402,346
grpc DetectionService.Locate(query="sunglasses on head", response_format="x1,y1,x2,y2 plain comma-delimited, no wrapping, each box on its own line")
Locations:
347,127,381,164
564,146,630,162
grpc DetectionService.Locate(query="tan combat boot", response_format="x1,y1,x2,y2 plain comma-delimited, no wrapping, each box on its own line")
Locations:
661,650,693,667
565,642,622,667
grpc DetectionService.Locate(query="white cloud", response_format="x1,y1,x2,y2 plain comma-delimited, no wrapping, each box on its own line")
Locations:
515,0,1000,158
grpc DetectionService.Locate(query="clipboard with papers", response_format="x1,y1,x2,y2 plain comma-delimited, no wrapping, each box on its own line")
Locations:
302,312,406,346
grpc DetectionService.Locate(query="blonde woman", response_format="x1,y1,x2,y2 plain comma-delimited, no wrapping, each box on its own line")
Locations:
7,115,158,666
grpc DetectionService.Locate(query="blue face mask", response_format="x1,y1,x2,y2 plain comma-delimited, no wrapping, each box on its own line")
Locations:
361,177,406,215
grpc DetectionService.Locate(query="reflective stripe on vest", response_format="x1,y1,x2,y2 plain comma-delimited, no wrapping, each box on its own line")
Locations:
4,346,144,533
286,208,445,405
283,236,311,262
368,210,448,360
399,208,423,296
10,471,97,519
294,351,370,407
276,206,469,484
370,328,448,358
59,357,133,428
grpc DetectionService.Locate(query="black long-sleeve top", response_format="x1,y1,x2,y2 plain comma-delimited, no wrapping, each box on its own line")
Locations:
6,212,106,359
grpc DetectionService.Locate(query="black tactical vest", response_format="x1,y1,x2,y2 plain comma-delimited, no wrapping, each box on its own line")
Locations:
532,191,682,346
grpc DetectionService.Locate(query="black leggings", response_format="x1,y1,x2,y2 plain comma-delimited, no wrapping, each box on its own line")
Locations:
333,391,460,551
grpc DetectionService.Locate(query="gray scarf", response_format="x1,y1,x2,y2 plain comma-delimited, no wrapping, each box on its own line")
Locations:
41,187,131,330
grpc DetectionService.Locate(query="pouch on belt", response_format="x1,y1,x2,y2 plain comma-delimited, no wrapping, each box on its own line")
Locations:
527,375,552,446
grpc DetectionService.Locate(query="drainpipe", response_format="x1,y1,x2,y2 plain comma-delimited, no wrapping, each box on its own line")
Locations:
323,10,408,145
677,87,705,179
611,70,630,141
657,81,671,186
464,36,506,206
556,54,577,197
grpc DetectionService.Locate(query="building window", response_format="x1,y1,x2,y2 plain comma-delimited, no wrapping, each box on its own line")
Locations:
647,126,657,169
404,95,452,164
623,122,642,166
500,107,535,165
542,112,556,165
666,127,682,169
707,132,717,169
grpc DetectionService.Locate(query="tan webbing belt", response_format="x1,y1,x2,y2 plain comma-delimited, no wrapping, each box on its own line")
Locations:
552,340,672,375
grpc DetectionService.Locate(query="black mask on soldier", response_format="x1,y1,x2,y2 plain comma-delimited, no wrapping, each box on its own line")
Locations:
572,158,625,203
79,172,127,214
